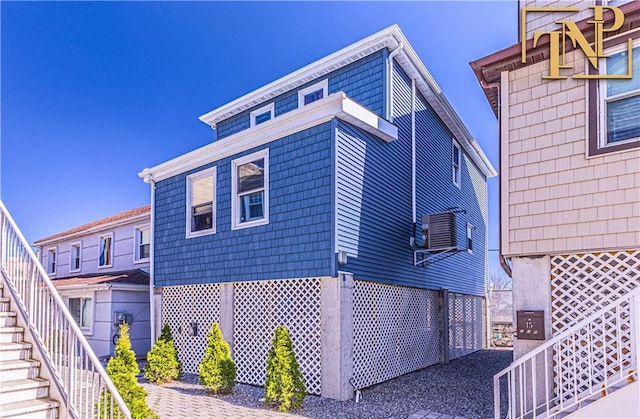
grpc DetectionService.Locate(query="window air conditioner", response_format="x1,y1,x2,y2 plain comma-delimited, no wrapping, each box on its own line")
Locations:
422,212,456,250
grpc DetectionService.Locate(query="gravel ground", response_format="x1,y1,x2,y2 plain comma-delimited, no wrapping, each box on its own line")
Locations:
143,349,512,419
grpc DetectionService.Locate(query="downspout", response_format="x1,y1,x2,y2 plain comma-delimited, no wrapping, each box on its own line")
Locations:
411,77,417,228
144,173,157,343
387,42,404,121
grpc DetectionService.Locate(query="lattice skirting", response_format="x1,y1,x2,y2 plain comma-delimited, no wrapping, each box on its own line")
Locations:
449,293,484,360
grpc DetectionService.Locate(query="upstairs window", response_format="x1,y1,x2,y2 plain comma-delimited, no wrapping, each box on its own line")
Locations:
70,242,81,272
250,103,274,127
47,248,57,275
298,79,328,108
467,223,474,254
452,140,462,188
135,226,150,262
186,167,216,237
69,297,93,331
232,149,269,230
99,234,113,268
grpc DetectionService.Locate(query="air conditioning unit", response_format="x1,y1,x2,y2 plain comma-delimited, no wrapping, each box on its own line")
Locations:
422,212,456,250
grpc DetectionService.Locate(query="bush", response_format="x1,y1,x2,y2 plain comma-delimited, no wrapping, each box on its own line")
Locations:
198,322,236,394
264,325,307,412
144,324,181,384
100,323,157,418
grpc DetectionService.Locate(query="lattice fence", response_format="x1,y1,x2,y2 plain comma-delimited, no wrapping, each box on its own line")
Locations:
550,251,640,400
449,293,484,360
161,284,221,374
234,278,322,395
351,280,441,390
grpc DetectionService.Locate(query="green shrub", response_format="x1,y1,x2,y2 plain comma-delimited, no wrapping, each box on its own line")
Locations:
144,324,181,384
198,322,236,394
100,323,157,419
264,325,307,412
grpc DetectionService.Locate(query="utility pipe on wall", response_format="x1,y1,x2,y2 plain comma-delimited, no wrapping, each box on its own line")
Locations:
144,174,157,343
411,78,416,225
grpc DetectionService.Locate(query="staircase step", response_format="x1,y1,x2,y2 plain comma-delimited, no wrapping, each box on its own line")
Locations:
0,341,32,361
0,398,60,418
0,378,50,404
0,359,41,380
0,325,25,343
0,311,17,327
0,296,10,311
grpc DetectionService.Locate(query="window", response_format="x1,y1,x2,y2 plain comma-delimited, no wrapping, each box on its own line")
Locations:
231,149,269,230
298,79,328,108
70,242,81,272
99,234,113,268
467,223,474,254
47,248,57,275
69,297,92,330
602,43,640,145
250,103,274,127
186,167,216,238
134,226,150,262
452,140,462,188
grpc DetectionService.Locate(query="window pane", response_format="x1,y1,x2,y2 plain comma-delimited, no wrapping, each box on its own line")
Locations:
81,298,92,328
140,243,150,259
304,89,323,105
255,111,271,125
191,176,213,206
607,46,640,97
69,298,80,325
237,159,264,193
240,191,264,222
192,202,213,232
607,95,640,143
140,229,150,245
99,237,111,266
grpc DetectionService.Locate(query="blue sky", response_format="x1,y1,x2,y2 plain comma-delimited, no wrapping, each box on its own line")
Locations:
1,1,517,279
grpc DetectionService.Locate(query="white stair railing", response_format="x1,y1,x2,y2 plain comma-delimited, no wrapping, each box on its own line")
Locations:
494,287,640,419
0,200,131,418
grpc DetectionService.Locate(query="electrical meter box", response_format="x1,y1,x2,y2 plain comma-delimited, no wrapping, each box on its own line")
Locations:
516,310,545,341
113,312,133,326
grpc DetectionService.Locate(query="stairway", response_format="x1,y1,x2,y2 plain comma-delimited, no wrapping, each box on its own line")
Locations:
0,283,60,419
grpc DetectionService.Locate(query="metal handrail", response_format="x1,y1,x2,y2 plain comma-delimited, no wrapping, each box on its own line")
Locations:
494,287,640,418
0,200,131,418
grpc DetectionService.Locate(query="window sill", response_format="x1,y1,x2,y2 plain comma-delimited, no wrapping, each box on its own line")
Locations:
232,218,268,231
186,229,215,239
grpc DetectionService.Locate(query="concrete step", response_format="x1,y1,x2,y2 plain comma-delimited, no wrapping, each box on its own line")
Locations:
0,378,50,404
0,359,41,381
0,398,60,419
0,311,17,327
0,341,32,361
0,325,25,343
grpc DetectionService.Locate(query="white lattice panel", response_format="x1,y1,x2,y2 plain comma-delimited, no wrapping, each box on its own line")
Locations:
550,251,639,399
551,251,640,333
352,280,441,390
161,284,221,374
449,293,483,360
234,278,322,395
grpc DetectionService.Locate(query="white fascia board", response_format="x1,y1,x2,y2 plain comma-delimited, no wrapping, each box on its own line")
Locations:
56,284,148,292
140,93,398,182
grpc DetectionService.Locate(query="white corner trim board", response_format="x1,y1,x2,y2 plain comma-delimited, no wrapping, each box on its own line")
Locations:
139,93,398,182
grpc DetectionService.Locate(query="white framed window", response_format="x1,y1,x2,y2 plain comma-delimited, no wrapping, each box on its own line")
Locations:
68,296,93,332
47,247,57,275
298,79,328,108
452,140,462,188
186,167,216,238
98,233,113,268
134,225,150,262
250,103,274,127
70,242,81,273
467,223,474,254
599,40,640,147
231,149,269,230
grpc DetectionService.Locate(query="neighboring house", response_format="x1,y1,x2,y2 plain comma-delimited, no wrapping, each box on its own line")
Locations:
34,206,152,358
472,1,639,417
140,25,496,400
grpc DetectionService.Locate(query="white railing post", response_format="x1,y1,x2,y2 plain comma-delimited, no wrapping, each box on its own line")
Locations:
631,293,640,379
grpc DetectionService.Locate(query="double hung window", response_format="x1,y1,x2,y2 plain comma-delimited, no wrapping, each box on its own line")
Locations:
452,140,462,188
70,242,81,272
186,168,216,237
135,226,150,261
99,234,113,268
232,149,269,229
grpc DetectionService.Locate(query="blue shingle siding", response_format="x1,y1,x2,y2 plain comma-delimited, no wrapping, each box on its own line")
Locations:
335,61,487,296
153,123,334,287
216,51,385,140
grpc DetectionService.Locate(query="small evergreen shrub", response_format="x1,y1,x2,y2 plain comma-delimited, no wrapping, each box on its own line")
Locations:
100,323,157,419
144,324,181,384
198,322,236,394
264,325,307,412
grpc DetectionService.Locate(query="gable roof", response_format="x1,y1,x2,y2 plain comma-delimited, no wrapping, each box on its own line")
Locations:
51,269,149,288
34,205,150,246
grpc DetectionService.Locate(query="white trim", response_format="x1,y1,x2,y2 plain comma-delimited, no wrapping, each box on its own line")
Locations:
67,293,95,335
98,233,114,269
186,167,217,239
140,93,398,182
231,149,269,230
69,241,82,273
298,79,328,108
133,224,150,263
47,246,57,276
452,139,462,189
250,103,274,128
